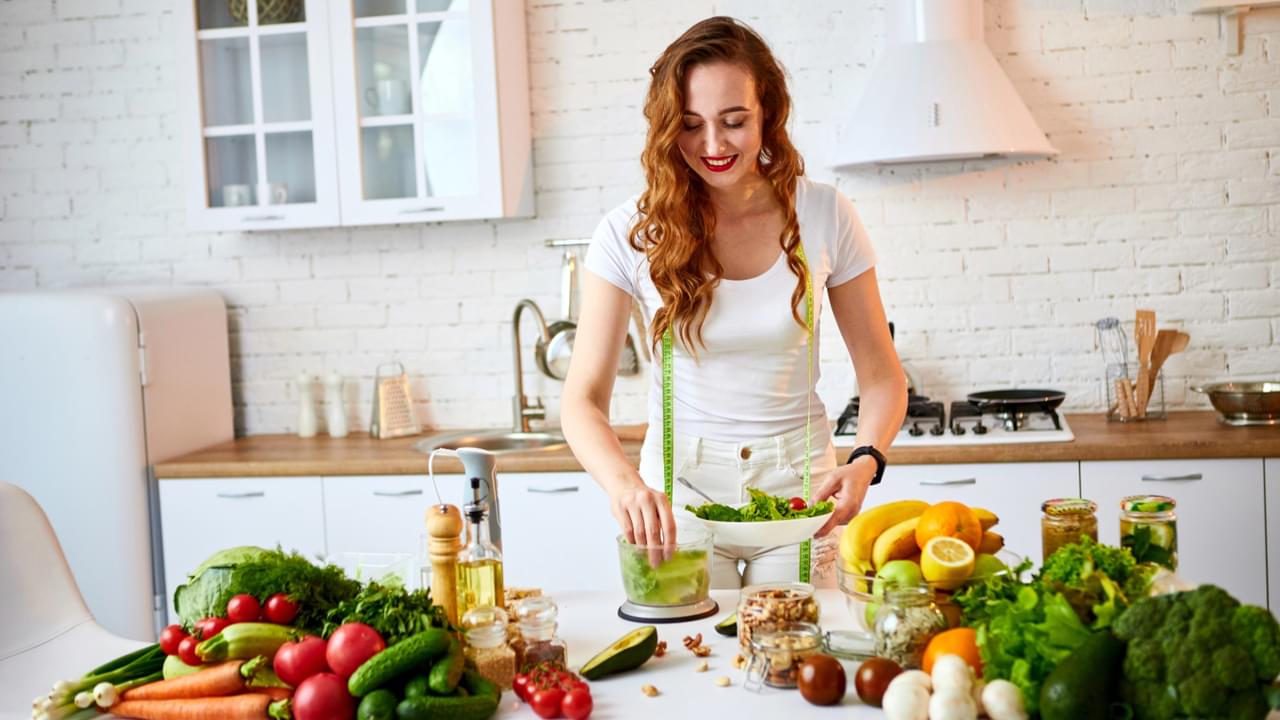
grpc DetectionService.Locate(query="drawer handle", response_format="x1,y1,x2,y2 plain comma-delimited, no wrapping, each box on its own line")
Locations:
919,478,977,486
241,214,285,222
527,486,579,494
216,491,265,498
1141,473,1203,482
373,489,424,497
400,206,444,214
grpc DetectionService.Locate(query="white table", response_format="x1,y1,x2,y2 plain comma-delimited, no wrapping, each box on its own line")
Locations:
494,589,886,719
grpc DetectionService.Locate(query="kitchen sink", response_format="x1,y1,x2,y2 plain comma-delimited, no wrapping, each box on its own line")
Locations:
415,430,569,455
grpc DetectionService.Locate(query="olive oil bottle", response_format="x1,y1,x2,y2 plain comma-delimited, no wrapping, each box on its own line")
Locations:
456,477,505,615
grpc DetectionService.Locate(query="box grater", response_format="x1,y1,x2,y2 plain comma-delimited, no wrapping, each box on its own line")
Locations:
370,361,421,439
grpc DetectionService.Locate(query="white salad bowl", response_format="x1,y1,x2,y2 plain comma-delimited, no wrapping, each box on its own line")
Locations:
694,512,832,547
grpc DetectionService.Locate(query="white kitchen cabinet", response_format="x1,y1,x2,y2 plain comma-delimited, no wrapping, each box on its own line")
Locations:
1081,458,1267,608
497,473,619,594
1267,458,1278,618
868,462,1080,566
158,476,326,623
328,0,533,224
175,0,340,231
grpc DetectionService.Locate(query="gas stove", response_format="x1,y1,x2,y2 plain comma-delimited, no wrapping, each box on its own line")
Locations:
833,390,1075,446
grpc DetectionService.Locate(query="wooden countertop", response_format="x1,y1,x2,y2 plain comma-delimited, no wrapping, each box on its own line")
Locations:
153,411,1280,479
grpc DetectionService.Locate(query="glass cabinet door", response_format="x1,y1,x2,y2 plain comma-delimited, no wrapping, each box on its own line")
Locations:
347,0,478,204
180,0,337,228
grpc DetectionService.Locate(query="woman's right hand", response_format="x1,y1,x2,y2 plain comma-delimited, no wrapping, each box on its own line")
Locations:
610,483,677,563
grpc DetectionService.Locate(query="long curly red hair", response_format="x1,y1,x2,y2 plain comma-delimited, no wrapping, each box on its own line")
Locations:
630,16,806,355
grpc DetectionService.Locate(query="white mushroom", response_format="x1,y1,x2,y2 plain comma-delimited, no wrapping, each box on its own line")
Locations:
929,689,979,720
981,679,1028,720
881,681,930,720
931,655,974,695
971,679,986,716
890,668,933,693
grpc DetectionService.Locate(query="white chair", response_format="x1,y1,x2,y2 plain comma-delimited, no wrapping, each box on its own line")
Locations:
0,482,145,718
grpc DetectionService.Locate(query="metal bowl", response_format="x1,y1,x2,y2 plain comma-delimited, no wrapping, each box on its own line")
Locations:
1192,381,1280,426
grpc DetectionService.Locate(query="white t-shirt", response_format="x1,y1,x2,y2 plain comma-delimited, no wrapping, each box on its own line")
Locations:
584,177,878,442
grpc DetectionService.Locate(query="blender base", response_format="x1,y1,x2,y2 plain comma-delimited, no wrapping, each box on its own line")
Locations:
617,597,719,623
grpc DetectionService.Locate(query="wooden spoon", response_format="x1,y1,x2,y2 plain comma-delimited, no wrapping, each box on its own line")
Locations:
1148,329,1190,395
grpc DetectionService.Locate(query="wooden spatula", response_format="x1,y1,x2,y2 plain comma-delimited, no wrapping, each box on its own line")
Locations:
1134,309,1156,416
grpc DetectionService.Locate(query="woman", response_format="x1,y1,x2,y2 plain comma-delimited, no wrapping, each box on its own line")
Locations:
561,16,907,588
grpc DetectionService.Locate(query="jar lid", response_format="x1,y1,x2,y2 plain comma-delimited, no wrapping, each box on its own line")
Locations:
514,596,558,627
461,605,509,648
1121,495,1176,513
1041,498,1098,516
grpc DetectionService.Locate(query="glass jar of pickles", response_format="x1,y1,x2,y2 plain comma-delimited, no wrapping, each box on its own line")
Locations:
1120,495,1177,570
1041,498,1099,562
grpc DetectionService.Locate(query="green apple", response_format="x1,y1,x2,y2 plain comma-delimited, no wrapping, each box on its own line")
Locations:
972,553,1007,580
865,560,924,626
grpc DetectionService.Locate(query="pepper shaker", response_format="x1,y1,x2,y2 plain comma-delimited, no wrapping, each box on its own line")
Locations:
324,372,348,438
427,503,464,625
296,372,317,438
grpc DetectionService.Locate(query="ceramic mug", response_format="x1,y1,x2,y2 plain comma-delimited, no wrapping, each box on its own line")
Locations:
365,79,409,115
257,182,288,205
221,184,252,207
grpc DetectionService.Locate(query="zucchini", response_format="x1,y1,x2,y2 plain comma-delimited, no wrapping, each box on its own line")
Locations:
162,654,201,680
195,622,296,662
427,635,464,695
579,625,658,680
348,628,451,697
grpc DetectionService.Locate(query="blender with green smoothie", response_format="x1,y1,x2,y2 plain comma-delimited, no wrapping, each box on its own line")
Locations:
1120,495,1178,570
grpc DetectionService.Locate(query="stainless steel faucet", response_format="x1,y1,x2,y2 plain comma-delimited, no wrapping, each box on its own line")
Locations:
511,299,552,433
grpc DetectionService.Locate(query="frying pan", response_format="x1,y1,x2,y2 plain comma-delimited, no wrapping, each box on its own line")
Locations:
967,389,1066,414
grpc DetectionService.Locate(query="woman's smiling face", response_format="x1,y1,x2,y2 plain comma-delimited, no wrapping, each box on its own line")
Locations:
677,62,763,190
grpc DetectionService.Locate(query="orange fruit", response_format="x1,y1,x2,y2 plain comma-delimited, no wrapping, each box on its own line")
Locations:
915,501,983,551
922,627,983,676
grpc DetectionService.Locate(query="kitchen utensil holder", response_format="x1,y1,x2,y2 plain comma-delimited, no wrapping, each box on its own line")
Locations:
1106,362,1166,422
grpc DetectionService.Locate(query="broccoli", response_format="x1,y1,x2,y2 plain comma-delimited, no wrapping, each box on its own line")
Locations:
1115,584,1280,720
1230,604,1280,682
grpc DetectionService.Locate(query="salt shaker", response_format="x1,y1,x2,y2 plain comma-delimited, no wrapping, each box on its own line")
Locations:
296,372,317,438
324,372,348,438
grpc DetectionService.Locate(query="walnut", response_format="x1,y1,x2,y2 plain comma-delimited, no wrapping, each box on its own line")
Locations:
654,640,667,657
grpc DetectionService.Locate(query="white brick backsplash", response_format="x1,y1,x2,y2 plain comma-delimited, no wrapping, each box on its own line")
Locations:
0,0,1275,433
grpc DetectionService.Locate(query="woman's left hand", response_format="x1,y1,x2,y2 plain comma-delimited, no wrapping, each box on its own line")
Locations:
812,456,878,537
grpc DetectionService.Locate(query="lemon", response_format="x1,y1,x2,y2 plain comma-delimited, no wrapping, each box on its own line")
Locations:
921,536,976,590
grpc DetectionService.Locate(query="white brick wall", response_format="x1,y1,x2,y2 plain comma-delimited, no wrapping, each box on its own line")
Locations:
1,0,1278,435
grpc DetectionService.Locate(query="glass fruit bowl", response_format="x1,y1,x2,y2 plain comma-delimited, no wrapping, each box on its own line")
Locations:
836,548,1024,632
616,525,713,609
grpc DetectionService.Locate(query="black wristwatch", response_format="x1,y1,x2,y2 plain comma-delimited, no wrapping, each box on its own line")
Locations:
846,445,887,485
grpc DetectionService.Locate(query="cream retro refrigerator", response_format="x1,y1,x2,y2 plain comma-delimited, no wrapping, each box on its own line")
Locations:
0,288,234,640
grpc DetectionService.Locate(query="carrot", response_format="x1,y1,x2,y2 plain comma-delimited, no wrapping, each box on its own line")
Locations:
122,661,246,701
245,687,292,700
110,694,272,720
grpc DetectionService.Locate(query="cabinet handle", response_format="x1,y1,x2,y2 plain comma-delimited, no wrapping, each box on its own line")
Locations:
241,214,285,222
372,489,424,497
527,486,579,494
919,477,977,486
400,206,444,214
1141,473,1203,482
216,491,265,498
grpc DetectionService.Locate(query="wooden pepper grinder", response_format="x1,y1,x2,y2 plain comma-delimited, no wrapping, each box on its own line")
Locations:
426,503,464,625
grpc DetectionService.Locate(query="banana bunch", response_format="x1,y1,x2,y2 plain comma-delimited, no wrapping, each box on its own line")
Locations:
839,500,1003,575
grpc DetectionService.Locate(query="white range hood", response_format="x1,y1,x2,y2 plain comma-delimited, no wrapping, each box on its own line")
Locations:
833,0,1057,167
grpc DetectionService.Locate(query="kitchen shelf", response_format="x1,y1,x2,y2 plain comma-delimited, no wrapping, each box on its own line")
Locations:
1189,0,1280,55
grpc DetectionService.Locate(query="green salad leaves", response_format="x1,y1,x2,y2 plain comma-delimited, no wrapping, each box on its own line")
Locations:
619,548,710,606
685,488,833,522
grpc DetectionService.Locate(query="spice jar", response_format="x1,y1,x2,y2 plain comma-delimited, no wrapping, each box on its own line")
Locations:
512,596,567,672
737,582,820,655
1120,495,1178,570
743,622,822,690
872,584,946,669
461,605,516,689
1041,498,1099,562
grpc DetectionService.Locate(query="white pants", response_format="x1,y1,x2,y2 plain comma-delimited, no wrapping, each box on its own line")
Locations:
639,423,839,589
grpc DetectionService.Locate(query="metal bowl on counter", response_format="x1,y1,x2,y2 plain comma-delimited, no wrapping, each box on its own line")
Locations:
1192,381,1280,426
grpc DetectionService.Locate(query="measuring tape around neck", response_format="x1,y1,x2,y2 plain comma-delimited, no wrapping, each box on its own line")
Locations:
662,244,815,582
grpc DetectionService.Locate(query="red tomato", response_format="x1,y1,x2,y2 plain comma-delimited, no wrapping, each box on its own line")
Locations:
195,616,230,640
561,687,592,720
226,594,261,623
512,674,531,702
325,623,385,679
292,672,353,720
530,687,565,719
158,625,188,656
274,636,330,686
263,593,299,625
177,635,201,666
789,496,807,511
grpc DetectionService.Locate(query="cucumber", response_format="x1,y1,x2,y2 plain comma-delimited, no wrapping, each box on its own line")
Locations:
460,669,499,700
195,622,296,662
714,613,737,636
402,675,429,699
427,635,464,695
357,689,397,720
348,628,451,697
579,625,658,680
398,693,497,720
